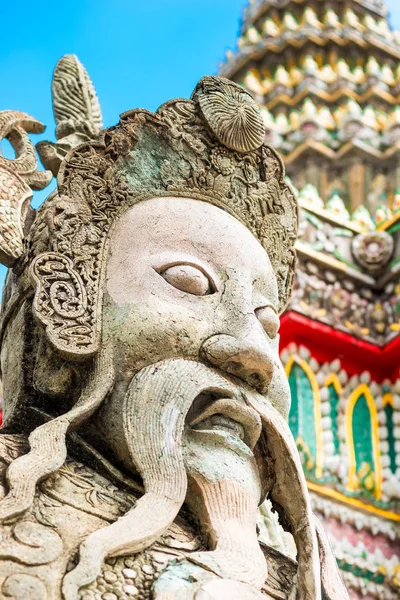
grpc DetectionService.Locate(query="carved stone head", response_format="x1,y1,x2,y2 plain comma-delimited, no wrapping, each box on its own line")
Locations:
0,73,347,599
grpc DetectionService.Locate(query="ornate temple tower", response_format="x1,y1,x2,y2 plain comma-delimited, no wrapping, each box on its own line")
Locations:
221,1,400,598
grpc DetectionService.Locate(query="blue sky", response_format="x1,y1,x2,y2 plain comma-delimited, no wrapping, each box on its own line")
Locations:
0,0,400,285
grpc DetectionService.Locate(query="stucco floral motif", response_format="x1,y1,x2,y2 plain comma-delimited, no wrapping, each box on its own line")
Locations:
210,146,236,175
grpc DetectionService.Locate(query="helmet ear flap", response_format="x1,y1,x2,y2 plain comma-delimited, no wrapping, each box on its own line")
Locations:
30,252,100,358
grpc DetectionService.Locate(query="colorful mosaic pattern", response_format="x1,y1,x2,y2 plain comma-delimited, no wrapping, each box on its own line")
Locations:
220,1,400,596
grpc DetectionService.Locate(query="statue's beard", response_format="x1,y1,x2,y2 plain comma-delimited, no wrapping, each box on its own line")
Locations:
61,358,322,600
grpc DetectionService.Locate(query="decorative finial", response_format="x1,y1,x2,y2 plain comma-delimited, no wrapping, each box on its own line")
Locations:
37,54,103,175
192,76,265,153
52,54,102,139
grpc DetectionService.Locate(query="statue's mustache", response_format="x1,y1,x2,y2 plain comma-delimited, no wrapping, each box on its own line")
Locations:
62,358,322,600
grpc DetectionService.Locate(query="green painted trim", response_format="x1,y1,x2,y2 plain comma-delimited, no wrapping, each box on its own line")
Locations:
327,384,340,455
386,221,400,235
332,228,353,238
353,395,374,477
306,212,323,230
337,559,385,585
332,249,362,271
384,403,397,474
389,253,400,268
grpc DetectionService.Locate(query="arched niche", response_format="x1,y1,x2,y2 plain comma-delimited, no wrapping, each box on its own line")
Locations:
346,384,382,500
286,356,323,478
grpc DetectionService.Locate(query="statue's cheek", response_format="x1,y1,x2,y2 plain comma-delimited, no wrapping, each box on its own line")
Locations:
101,293,214,369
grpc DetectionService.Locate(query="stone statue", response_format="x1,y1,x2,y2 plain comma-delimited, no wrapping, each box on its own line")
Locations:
0,58,349,599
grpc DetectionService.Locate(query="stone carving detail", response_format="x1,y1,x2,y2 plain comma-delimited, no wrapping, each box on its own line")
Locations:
37,54,103,176
0,111,52,266
0,63,347,600
0,520,63,565
52,54,102,138
2,573,48,600
31,253,89,355
192,76,265,152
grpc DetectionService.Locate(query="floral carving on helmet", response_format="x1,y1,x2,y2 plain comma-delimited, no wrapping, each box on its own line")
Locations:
210,146,236,175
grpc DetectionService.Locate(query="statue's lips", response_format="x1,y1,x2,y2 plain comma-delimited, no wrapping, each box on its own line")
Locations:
187,396,262,450
192,414,245,440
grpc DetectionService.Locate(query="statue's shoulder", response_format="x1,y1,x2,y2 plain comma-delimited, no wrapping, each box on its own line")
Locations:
0,439,300,599
0,432,138,520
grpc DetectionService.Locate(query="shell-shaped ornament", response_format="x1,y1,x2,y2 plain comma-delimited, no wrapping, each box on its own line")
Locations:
192,76,265,153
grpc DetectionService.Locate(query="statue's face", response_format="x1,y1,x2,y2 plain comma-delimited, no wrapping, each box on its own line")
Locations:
103,195,289,416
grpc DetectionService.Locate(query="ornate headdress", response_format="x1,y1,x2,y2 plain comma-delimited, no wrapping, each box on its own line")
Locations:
0,65,298,360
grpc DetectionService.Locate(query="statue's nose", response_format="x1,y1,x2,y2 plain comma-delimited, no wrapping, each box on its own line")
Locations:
200,329,274,394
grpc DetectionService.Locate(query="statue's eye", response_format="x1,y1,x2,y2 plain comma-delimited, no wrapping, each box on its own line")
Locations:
160,264,214,296
255,306,280,339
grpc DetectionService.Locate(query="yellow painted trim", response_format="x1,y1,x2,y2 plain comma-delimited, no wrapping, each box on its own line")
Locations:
307,481,400,522
298,199,366,233
295,241,348,272
376,211,400,232
383,393,394,408
324,373,343,395
346,384,382,500
285,356,324,478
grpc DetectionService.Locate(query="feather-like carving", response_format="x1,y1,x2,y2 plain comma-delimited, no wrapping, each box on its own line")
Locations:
0,111,52,267
37,55,103,176
52,54,103,139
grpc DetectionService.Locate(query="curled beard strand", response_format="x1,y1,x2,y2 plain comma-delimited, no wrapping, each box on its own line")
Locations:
0,344,114,523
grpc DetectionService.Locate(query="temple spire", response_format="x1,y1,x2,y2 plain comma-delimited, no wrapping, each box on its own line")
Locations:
221,0,400,222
